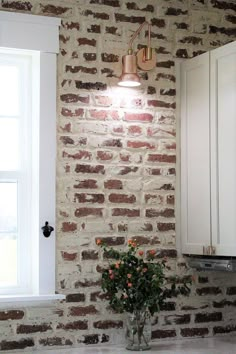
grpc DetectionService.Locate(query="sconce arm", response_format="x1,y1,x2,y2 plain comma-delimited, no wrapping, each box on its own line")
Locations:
128,21,151,53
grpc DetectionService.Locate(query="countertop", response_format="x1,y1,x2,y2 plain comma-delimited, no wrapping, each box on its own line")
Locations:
11,336,236,354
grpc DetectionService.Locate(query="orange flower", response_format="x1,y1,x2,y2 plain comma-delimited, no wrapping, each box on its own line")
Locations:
128,239,136,247
127,282,132,287
138,250,144,256
127,274,132,278
96,239,102,245
149,249,156,256
115,262,120,269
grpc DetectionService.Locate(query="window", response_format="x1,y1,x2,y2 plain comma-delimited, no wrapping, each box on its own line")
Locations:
0,11,64,302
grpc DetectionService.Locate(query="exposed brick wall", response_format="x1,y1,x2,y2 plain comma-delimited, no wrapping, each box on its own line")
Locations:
0,0,236,351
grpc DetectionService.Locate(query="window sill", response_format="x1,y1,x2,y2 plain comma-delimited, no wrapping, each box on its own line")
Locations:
0,294,65,306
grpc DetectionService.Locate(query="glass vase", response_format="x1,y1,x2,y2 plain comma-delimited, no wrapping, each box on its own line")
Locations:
125,309,151,351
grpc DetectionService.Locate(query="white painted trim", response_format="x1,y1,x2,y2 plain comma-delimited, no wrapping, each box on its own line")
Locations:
0,11,61,53
0,11,60,26
175,59,183,257
0,294,65,305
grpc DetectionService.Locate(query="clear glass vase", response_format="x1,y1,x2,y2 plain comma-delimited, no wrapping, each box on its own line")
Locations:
125,309,151,351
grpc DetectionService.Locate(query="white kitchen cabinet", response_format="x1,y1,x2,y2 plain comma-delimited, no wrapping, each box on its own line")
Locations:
180,41,236,256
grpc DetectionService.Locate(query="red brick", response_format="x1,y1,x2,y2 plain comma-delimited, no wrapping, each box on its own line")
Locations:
74,193,105,204
84,53,97,61
61,108,84,117
75,279,101,288
146,208,175,218
104,179,123,190
89,109,120,120
77,38,96,46
90,0,120,6
195,312,222,323
118,166,139,175
60,123,71,133
165,7,188,15
65,65,97,75
66,293,85,302
110,126,123,136
83,9,109,20
62,151,92,160
101,53,119,62
125,113,154,122
112,208,140,217
74,179,98,189
102,139,122,148
151,18,166,27
60,136,74,145
82,250,99,260
147,100,176,109
69,305,98,316
17,324,51,334
180,327,209,337
0,339,34,351
157,222,175,231
127,141,155,149
61,252,78,261
93,320,123,329
87,24,101,33
213,325,236,334
152,329,176,339
131,236,150,245
59,35,70,44
145,168,161,175
76,81,107,91
75,208,103,218
128,125,142,136
0,310,24,320
41,4,71,15
127,3,154,12
57,321,88,330
2,1,32,11
148,154,176,163
109,193,136,204
39,337,72,346
156,73,176,82
196,287,222,296
95,236,125,246
75,164,105,174
62,21,80,30
105,26,119,34
61,222,77,232
83,334,99,345
115,13,145,23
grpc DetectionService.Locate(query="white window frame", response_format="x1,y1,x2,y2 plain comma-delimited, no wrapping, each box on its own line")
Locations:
0,11,64,303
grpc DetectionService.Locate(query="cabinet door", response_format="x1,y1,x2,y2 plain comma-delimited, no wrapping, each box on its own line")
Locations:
211,41,236,256
180,53,211,254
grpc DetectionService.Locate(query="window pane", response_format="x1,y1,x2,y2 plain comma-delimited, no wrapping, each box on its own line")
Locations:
0,236,17,286
0,65,19,116
0,118,19,170
0,183,18,286
0,182,17,233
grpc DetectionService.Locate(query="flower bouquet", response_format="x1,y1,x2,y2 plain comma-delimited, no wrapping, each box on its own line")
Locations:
96,239,191,351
